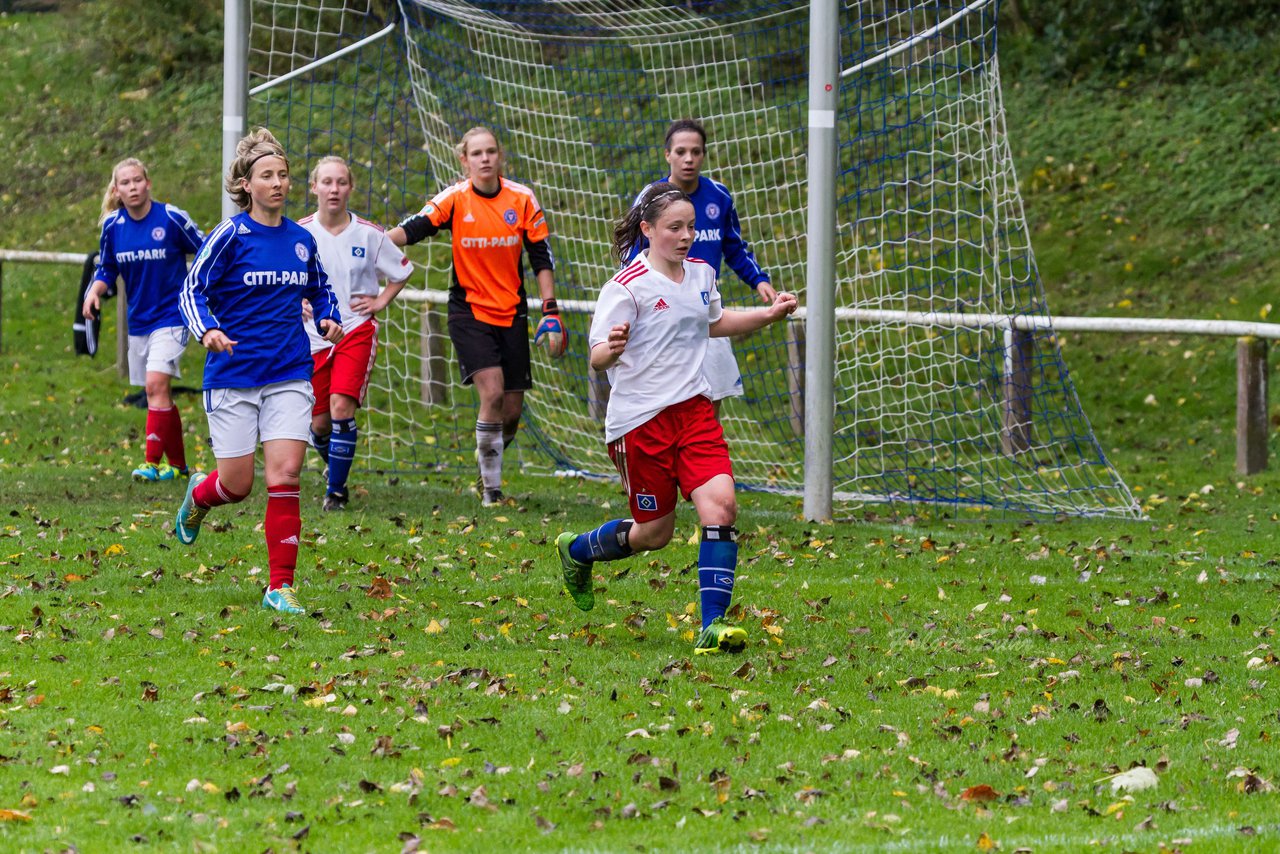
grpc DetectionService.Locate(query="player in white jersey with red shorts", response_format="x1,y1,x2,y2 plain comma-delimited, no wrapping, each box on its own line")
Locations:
554,184,797,655
299,156,413,511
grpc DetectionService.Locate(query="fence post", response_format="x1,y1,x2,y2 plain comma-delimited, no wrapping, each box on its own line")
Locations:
1236,336,1268,475
784,318,805,437
587,368,610,423
115,278,128,379
419,303,448,405
1001,325,1034,455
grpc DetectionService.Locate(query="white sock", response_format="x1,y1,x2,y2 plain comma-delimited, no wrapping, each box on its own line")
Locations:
475,420,504,491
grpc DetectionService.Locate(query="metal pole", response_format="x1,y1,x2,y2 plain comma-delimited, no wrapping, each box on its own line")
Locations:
222,0,249,221
0,260,5,354
803,0,839,523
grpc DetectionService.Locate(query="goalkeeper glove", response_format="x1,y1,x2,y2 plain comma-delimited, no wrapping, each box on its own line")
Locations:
534,298,568,358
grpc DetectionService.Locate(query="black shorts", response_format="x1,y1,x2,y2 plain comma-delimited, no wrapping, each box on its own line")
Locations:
447,313,533,390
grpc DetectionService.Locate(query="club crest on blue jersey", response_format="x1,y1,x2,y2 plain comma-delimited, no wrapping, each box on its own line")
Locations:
294,242,310,262
503,208,518,226
352,246,366,258
636,493,658,512
705,203,720,219
151,226,166,241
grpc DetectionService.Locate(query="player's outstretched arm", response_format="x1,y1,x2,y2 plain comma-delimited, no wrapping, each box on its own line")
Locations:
710,292,797,338
589,323,630,371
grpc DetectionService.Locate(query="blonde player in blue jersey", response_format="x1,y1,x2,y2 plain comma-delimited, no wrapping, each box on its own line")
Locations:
175,128,343,616
624,118,777,411
556,184,797,655
82,158,205,481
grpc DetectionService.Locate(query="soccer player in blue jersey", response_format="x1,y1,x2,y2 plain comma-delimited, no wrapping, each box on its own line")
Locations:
82,158,205,482
174,128,344,616
624,118,777,410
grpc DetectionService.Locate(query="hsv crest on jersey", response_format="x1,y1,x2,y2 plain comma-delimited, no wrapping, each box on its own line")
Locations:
637,493,658,511
351,246,366,257
151,227,166,241
705,203,720,219
503,208,518,225
653,298,670,312
294,242,310,262
701,291,710,305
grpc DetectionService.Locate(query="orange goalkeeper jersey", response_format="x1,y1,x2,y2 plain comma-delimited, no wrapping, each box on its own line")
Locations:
400,177,553,327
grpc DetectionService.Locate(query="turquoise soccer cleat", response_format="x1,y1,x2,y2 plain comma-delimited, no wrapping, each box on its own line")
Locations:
556,531,594,611
174,471,209,545
262,584,306,615
132,461,161,482
693,617,747,655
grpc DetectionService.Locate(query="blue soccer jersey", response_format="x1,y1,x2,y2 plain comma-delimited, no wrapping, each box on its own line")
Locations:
181,213,340,390
93,202,205,336
624,176,770,289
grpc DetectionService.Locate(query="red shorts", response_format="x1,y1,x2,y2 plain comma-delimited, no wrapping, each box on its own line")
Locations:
311,319,378,416
607,396,733,523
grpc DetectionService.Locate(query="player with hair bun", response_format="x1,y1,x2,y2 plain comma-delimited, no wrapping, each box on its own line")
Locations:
83,157,205,482
556,183,797,655
176,127,344,616
389,126,565,507
624,118,777,411
299,155,413,511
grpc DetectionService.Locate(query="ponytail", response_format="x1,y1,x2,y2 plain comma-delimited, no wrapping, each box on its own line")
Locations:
225,127,287,211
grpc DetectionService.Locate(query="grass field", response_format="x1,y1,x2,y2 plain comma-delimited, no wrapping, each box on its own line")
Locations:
3,5,1280,852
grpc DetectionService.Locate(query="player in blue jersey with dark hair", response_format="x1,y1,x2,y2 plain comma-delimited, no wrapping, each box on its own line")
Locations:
82,158,205,482
174,127,344,616
624,118,777,410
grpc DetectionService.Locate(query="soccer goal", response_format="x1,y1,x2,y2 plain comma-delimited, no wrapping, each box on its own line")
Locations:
240,0,1140,519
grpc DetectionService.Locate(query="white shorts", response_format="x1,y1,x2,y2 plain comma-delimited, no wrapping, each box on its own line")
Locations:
702,336,744,401
127,326,188,386
203,380,315,458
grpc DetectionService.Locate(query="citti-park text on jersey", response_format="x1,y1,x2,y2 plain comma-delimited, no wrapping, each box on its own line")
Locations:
242,270,309,286
459,235,522,249
115,248,168,263
695,228,721,243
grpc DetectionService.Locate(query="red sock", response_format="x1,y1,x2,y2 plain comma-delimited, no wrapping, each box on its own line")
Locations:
191,469,247,510
144,409,164,464
265,484,301,591
155,407,186,470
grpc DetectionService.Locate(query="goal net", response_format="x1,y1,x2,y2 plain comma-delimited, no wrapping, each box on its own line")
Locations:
247,0,1140,518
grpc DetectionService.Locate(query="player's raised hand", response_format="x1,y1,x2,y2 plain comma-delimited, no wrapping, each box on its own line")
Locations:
202,329,238,355
769,292,798,320
319,318,344,344
605,321,630,355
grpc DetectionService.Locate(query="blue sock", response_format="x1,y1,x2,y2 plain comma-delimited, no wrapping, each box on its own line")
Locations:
569,519,634,564
698,525,738,629
310,427,331,465
327,417,357,497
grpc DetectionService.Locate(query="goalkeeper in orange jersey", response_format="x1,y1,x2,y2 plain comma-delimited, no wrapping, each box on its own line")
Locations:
389,127,565,506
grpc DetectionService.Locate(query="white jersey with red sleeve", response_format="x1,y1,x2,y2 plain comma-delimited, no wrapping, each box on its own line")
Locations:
588,252,722,443
300,212,413,352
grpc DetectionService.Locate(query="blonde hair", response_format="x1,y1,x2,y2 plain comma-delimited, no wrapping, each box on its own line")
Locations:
454,127,503,181
309,155,352,186
224,127,288,211
99,158,149,224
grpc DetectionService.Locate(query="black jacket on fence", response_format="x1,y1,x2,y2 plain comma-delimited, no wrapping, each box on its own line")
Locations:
73,252,100,357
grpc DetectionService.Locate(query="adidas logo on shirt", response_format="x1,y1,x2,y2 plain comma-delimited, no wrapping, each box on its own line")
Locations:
653,298,670,312
280,535,299,546
463,212,475,223
237,223,252,235
146,433,162,442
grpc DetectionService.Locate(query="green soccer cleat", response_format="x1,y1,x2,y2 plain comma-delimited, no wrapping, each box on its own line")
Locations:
556,531,594,611
174,471,209,545
154,463,182,481
694,617,747,655
262,583,306,615
132,461,161,482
